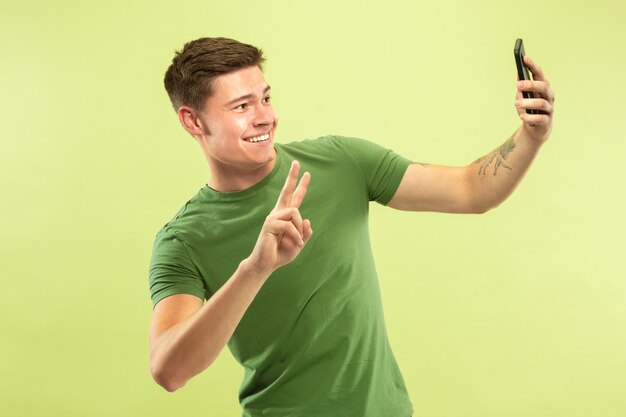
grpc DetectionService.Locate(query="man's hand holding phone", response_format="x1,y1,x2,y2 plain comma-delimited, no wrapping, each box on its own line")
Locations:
513,40,556,143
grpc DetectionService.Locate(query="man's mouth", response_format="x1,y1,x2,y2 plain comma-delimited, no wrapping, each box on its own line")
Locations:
243,133,270,143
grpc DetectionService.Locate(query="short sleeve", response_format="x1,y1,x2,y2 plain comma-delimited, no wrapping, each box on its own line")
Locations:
335,136,412,205
148,229,207,308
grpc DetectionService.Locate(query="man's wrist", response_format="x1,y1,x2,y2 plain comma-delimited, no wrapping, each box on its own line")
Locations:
520,123,551,146
238,258,272,284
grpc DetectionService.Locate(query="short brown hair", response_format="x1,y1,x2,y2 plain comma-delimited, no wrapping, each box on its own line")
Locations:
164,37,265,111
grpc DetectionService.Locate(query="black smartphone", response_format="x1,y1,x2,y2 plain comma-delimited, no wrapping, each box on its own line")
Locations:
514,38,538,115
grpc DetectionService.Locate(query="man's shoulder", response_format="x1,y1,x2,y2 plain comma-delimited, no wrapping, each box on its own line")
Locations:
152,189,208,243
278,135,373,158
279,135,339,150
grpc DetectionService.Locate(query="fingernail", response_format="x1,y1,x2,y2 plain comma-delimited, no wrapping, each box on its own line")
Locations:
517,81,525,88
514,100,521,106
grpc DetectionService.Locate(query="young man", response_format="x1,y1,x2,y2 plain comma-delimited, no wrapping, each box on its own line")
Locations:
149,37,555,416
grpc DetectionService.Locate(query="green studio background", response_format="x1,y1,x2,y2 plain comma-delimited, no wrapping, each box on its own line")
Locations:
2,0,625,416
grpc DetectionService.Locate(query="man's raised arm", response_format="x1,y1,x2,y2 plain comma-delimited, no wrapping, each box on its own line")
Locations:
388,55,555,214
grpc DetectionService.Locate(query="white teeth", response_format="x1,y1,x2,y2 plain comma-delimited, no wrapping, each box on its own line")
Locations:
245,133,270,143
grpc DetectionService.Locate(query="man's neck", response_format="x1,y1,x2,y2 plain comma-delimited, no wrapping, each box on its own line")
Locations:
207,154,277,193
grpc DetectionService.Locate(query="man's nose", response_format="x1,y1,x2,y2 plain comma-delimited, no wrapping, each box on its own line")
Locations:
253,104,275,126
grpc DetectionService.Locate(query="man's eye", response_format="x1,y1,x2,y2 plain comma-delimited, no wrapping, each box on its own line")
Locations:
235,103,248,110
263,96,271,103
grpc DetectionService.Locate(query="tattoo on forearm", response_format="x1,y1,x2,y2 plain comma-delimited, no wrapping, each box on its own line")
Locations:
473,134,517,176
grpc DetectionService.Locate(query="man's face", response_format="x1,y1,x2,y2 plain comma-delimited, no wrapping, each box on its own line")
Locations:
193,65,278,174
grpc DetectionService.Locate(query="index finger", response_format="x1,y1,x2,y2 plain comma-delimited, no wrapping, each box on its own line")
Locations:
290,171,310,209
275,160,300,209
524,55,549,85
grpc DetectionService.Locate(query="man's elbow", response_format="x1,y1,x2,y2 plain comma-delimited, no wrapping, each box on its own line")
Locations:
151,362,186,393
465,199,502,214
150,354,215,392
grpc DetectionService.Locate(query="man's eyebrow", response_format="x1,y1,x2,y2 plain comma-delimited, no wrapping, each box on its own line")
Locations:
225,85,271,107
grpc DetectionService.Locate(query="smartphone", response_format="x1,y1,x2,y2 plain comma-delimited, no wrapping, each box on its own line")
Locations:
514,38,538,115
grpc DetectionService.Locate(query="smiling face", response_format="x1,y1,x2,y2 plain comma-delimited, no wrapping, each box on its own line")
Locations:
178,65,278,191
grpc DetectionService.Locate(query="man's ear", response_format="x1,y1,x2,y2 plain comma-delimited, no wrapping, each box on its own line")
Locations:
177,105,206,138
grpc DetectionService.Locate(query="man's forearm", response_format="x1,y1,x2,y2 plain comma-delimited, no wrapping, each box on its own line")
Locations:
150,162,312,392
150,260,268,392
466,125,544,212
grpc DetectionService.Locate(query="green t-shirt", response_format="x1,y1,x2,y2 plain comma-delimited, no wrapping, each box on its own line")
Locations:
149,136,414,417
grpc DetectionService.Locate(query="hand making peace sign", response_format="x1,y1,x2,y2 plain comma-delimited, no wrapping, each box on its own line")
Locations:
246,161,313,278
